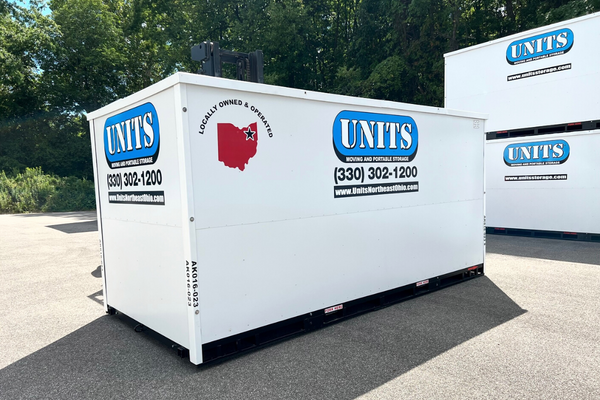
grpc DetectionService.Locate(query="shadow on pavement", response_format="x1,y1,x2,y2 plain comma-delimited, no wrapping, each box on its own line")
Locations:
0,276,525,400
47,220,98,234
487,234,600,266
91,265,102,278
87,289,104,306
15,211,96,220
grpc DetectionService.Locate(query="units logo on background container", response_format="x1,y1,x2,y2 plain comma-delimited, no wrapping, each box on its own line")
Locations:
103,103,160,169
503,139,570,166
333,111,418,163
506,28,573,65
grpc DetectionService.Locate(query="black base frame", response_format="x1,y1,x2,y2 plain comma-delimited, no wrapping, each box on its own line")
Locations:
107,264,484,364
487,227,600,242
486,119,600,140
200,264,484,363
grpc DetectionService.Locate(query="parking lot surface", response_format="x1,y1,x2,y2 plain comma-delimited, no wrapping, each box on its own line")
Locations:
0,212,598,399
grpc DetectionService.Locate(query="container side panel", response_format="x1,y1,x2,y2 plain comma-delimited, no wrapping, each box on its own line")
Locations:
486,131,600,233
101,221,188,345
187,88,483,226
184,85,485,343
89,119,109,312
197,200,483,342
445,15,600,132
90,87,189,347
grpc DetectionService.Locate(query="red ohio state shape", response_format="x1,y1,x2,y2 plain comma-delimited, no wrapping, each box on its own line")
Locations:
217,123,258,171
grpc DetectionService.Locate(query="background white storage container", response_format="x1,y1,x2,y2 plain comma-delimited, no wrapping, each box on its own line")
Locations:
88,72,486,365
486,131,600,236
445,12,600,237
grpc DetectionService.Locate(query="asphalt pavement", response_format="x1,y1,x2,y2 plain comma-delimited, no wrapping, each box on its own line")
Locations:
0,212,598,399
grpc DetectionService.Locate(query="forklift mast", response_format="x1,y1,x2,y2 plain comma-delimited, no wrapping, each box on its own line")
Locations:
191,41,264,83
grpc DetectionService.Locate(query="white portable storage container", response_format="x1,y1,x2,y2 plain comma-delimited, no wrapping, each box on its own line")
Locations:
88,72,486,365
485,130,600,236
445,12,600,237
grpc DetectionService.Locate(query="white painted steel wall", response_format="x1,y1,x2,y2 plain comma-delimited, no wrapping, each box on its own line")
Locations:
445,12,600,132
89,72,486,364
89,86,190,350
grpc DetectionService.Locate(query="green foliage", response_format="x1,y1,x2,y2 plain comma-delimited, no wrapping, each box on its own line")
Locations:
43,174,96,212
0,2,93,180
262,0,318,89
1,0,600,210
43,0,128,113
362,56,414,102
0,167,95,214
0,1,53,119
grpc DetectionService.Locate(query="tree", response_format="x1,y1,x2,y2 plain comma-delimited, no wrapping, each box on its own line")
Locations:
42,0,128,113
3,0,600,180
0,1,55,172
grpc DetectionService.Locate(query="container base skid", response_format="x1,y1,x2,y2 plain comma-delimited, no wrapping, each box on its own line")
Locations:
486,119,600,140
108,264,484,364
488,227,600,242
202,264,483,363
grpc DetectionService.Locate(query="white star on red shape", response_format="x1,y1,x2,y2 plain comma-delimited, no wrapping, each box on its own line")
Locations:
244,127,256,140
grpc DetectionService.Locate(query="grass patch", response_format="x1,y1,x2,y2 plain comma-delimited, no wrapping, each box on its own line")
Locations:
0,167,96,214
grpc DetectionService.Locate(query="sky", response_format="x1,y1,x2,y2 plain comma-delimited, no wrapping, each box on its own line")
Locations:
9,0,51,15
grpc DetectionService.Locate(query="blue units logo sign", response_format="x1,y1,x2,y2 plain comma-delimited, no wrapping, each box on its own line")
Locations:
103,103,160,169
506,28,573,65
332,111,418,163
504,139,569,167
